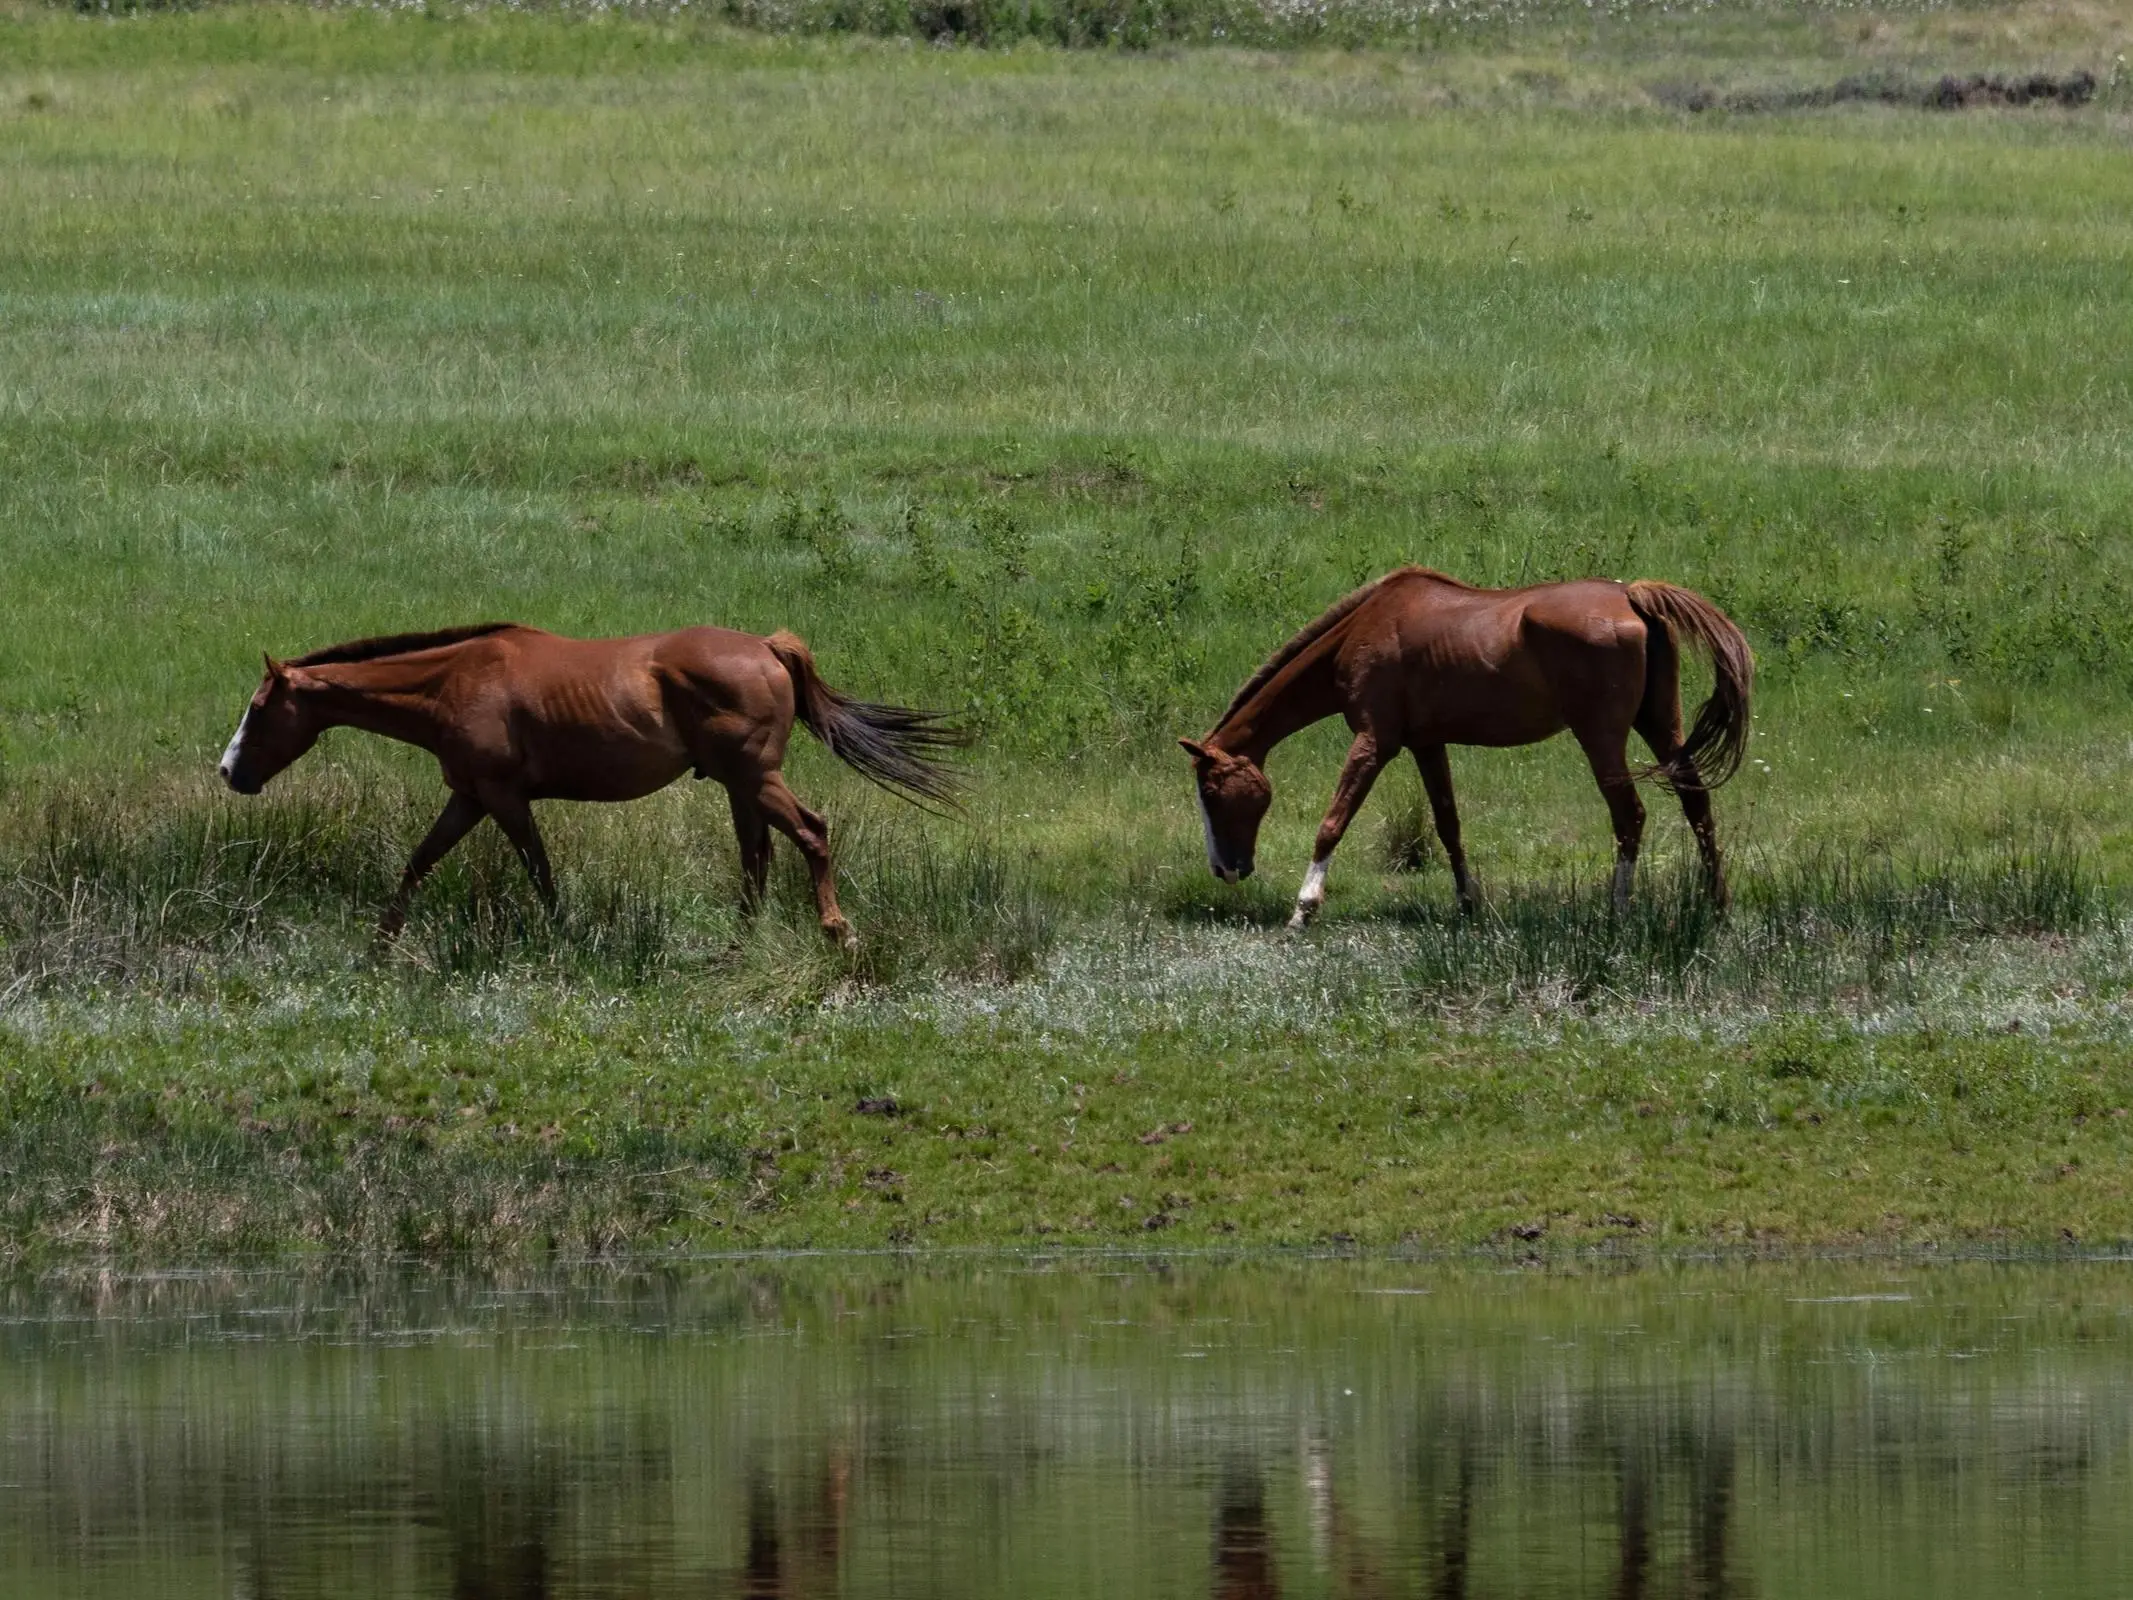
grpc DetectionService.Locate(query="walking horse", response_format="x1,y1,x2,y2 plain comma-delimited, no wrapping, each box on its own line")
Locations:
220,622,961,946
1181,568,1752,927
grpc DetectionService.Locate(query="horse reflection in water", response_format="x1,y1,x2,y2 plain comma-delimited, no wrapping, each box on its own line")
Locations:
736,1451,850,1599
1605,1425,1739,1600
1211,1452,1393,1600
1210,1418,1741,1600
430,1424,566,1600
1213,1465,1283,1599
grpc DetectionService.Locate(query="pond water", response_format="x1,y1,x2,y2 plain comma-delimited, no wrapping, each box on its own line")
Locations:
0,1258,2129,1598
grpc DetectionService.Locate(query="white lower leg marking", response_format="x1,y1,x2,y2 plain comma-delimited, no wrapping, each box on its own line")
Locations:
1289,858,1329,927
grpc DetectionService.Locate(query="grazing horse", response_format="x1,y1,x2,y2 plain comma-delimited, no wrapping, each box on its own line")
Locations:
218,622,961,946
1180,568,1752,928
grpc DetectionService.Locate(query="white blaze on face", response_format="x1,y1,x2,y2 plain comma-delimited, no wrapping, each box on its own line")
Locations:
219,709,253,783
1195,780,1228,879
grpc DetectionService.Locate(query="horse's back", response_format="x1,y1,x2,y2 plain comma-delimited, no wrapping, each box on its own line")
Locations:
1364,574,1647,745
1373,571,1634,662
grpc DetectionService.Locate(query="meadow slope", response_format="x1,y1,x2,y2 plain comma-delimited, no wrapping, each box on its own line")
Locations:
4,0,2133,1256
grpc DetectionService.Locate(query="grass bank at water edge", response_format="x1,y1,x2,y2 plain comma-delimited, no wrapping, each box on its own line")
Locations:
7,0,2133,1256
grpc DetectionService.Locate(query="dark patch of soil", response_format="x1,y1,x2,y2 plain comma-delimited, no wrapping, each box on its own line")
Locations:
1926,71,2098,109
1657,70,2096,115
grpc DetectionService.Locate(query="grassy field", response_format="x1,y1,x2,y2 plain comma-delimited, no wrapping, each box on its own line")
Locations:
5,0,2133,1257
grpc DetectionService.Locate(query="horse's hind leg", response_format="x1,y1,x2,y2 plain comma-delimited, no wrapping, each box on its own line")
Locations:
377,791,486,941
1413,744,1478,914
1291,730,1395,931
752,772,856,949
1574,727,1646,913
1634,670,1728,908
726,787,772,915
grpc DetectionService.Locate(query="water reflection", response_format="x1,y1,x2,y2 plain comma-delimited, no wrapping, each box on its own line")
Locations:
0,1261,2127,1598
736,1451,847,1600
436,1425,565,1600
1214,1463,1281,1599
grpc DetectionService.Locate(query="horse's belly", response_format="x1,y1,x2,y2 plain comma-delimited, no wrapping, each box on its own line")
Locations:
533,768,684,804
1411,700,1567,747
522,736,690,803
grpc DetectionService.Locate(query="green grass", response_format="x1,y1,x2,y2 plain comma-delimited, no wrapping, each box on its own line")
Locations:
5,0,2133,1256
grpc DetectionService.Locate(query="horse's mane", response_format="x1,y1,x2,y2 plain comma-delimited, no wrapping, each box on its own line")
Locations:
289,622,521,668
1216,567,1451,730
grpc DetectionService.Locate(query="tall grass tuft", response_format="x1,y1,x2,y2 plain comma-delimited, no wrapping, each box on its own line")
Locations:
0,776,1057,997
0,1075,742,1262
1,774,401,986
1386,840,2105,1012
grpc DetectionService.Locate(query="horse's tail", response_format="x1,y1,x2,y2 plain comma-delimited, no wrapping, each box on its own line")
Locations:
766,631,967,812
1625,581,1754,790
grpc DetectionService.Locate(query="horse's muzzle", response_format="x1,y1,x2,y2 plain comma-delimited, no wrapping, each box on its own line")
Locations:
219,763,260,796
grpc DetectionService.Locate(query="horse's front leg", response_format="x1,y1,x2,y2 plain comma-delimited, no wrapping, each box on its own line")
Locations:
377,791,486,942
485,793,560,917
1414,743,1479,914
1290,732,1394,932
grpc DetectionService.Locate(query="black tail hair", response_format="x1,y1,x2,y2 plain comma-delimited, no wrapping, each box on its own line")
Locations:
1625,580,1754,789
766,632,968,811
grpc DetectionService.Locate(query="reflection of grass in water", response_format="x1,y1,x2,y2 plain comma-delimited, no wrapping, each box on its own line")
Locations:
7,1258,2131,1600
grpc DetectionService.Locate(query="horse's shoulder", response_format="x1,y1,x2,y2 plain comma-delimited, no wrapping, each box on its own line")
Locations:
456,625,551,665
450,622,544,646
1380,565,1470,591
1372,566,1478,611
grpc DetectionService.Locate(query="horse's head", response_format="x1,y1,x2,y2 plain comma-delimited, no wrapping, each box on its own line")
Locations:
219,655,323,795
1179,738,1270,883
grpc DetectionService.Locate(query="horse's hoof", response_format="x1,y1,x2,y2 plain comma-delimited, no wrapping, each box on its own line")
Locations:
1285,910,1313,934
824,920,859,952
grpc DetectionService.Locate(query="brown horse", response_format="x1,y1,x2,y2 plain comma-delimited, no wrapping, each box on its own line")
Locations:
218,622,961,946
1180,568,1752,928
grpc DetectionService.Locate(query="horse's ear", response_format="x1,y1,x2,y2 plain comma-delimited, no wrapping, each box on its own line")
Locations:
263,653,285,680
1178,738,1212,764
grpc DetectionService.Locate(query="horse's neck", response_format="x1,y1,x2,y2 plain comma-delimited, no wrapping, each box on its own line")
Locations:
1214,639,1345,763
302,657,458,753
